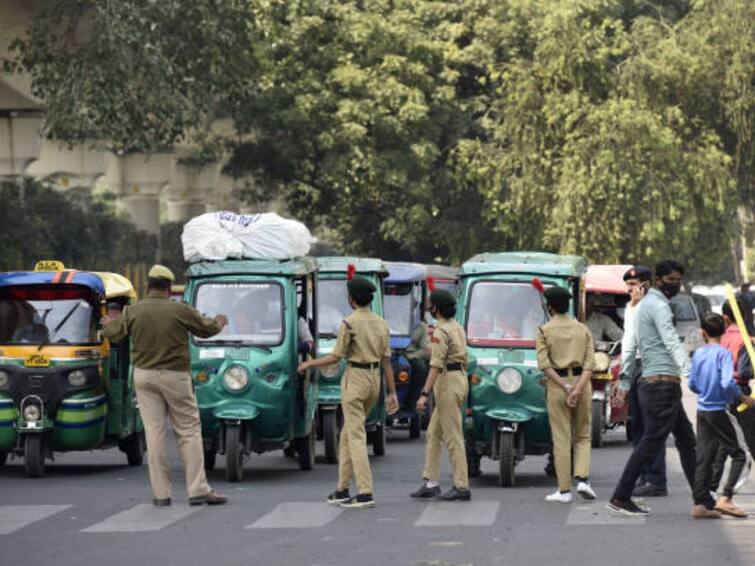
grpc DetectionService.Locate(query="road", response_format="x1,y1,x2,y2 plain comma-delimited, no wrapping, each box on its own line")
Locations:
1,390,754,566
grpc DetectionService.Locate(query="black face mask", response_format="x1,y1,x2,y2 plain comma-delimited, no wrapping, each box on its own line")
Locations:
660,281,681,299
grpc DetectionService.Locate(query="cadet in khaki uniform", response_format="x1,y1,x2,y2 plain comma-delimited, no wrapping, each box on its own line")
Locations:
298,273,398,509
535,286,596,503
411,289,471,501
103,265,228,507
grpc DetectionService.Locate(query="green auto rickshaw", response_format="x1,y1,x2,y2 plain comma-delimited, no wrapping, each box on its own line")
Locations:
315,257,388,463
459,252,587,487
0,261,144,477
186,258,320,482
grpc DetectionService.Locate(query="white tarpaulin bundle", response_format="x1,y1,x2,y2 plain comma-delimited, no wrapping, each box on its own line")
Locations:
181,211,314,262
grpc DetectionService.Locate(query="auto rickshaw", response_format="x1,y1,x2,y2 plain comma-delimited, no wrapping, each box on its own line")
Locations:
169,284,185,302
384,262,429,438
185,258,320,482
0,261,143,477
425,264,459,339
460,252,587,487
315,257,389,463
585,265,632,447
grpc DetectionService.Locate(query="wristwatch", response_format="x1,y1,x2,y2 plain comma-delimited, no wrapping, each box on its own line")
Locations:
420,391,430,398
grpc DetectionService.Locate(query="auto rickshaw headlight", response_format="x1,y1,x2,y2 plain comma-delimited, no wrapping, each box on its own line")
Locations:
23,404,41,422
320,364,340,379
223,366,249,391
594,352,611,373
68,370,88,387
0,370,9,389
496,368,522,394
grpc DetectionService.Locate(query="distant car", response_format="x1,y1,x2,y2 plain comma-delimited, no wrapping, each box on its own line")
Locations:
670,293,702,355
691,285,727,314
691,293,712,317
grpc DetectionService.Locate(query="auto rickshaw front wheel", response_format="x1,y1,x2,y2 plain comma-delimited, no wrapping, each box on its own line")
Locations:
297,431,315,471
225,426,244,482
24,435,45,478
322,410,339,464
591,400,604,449
121,432,145,466
409,415,421,439
372,425,385,456
498,432,515,487
0,452,7,467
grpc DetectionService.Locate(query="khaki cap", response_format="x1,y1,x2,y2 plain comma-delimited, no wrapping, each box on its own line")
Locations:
148,264,175,282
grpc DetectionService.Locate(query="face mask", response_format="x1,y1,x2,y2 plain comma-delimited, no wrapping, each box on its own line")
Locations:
660,281,681,299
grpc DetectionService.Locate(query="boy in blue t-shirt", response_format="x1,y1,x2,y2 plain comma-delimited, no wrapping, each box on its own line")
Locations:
689,312,754,519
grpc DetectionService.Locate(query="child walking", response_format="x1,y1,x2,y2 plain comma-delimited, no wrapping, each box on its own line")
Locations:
689,312,754,519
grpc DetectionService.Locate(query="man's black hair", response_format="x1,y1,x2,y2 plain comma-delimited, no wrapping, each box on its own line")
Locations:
701,312,725,338
722,299,745,322
147,277,172,291
654,259,685,278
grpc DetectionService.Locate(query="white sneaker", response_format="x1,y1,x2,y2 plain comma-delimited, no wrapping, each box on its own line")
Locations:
577,481,597,500
545,490,573,503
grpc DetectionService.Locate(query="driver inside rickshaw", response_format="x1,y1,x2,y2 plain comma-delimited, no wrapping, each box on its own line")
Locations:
467,283,544,340
585,294,623,343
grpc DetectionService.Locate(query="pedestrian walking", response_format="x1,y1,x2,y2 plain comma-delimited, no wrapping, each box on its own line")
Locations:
609,260,697,517
411,289,470,501
536,286,597,503
689,312,753,519
298,269,398,509
103,265,228,507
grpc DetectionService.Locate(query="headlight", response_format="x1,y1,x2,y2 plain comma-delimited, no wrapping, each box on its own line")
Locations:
0,370,9,389
68,370,88,387
23,405,41,421
496,368,522,394
594,352,611,373
320,363,341,379
223,366,249,391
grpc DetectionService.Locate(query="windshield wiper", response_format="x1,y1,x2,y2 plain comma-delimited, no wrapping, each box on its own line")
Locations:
42,302,82,350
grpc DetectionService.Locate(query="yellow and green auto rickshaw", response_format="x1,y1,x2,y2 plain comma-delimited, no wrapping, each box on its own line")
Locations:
0,261,143,477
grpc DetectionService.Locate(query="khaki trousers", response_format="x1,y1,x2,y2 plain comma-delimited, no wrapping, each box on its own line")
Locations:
422,370,469,489
134,368,211,499
546,377,592,492
337,367,380,494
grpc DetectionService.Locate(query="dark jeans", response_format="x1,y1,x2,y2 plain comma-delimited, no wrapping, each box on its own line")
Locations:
629,374,668,488
694,410,747,506
612,381,697,502
710,383,755,492
406,357,428,410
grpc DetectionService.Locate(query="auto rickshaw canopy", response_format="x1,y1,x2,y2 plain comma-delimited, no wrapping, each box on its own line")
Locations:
585,265,633,295
186,257,319,278
316,256,388,276
460,252,588,278
93,272,137,302
385,262,427,284
0,270,106,296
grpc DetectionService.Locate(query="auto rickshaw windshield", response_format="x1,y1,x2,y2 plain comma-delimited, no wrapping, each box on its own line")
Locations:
0,287,99,345
194,282,284,346
384,283,416,336
318,279,351,337
466,281,547,346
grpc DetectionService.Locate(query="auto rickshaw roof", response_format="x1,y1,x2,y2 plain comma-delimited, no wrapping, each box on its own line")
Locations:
186,257,318,278
385,262,428,284
0,270,106,296
315,256,388,276
92,272,138,301
425,264,459,280
585,265,633,295
460,252,587,278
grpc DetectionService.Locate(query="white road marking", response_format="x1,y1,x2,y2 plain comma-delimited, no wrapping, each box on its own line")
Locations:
247,502,343,529
567,504,646,525
0,505,72,535
414,501,500,527
82,503,199,532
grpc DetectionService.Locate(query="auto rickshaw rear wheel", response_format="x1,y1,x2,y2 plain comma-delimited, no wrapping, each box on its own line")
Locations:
322,410,339,464
122,432,145,466
372,425,385,456
297,430,315,471
591,400,604,448
0,452,7,467
498,432,515,487
24,435,44,478
409,415,421,439
421,395,434,431
225,426,244,482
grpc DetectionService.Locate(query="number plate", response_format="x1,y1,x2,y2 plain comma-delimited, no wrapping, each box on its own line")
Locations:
24,353,51,367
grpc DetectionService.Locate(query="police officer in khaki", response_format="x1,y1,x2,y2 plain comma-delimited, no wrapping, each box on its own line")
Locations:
535,286,596,503
298,273,398,509
103,265,228,507
411,289,471,501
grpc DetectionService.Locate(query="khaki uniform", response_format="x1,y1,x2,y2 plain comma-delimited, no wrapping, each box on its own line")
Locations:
104,291,222,500
536,314,596,492
331,306,391,495
422,318,469,489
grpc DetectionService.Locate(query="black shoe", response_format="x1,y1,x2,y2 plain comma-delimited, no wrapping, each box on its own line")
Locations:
188,491,228,506
339,493,375,509
437,487,471,501
152,498,171,507
632,483,667,497
607,498,650,516
410,483,441,499
327,489,351,505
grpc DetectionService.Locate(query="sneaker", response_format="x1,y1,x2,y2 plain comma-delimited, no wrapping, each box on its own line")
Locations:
545,491,573,503
607,498,650,516
152,498,171,507
188,491,228,506
436,487,471,501
714,496,748,518
326,489,351,505
692,504,721,519
339,493,375,509
632,483,668,497
410,483,441,499
576,482,597,500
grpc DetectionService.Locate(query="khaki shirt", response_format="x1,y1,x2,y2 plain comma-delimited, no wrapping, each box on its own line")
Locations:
430,319,468,370
331,307,391,363
536,314,595,371
103,291,222,371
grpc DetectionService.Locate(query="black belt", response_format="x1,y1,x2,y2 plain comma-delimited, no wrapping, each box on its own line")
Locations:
555,367,583,377
446,362,465,372
350,361,379,370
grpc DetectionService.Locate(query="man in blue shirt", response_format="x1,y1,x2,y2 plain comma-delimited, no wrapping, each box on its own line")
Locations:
608,260,697,517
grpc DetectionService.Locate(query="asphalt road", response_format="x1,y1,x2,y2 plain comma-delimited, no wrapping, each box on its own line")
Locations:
2,389,754,566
